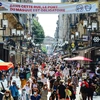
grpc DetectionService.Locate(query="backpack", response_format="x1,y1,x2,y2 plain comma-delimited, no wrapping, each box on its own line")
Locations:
80,83,88,93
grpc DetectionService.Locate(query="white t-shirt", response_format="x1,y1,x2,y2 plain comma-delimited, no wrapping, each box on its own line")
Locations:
63,68,69,77
41,78,47,84
49,71,55,76
82,73,87,79
32,83,38,88
24,85,31,94
38,66,42,72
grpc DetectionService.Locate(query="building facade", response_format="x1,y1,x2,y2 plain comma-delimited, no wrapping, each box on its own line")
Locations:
0,0,34,65
55,0,100,67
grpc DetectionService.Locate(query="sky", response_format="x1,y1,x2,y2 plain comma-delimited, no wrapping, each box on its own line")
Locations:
33,0,61,38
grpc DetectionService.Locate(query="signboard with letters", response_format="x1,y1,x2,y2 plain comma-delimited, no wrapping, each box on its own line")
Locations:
92,35,100,47
0,1,98,14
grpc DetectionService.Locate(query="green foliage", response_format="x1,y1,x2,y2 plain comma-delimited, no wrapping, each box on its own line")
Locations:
41,45,47,53
32,19,45,44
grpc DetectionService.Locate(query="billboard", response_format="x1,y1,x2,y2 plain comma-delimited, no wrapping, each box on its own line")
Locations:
0,1,98,14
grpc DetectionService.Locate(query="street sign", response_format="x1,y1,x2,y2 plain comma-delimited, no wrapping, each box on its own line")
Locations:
82,35,89,41
0,1,98,14
92,35,100,47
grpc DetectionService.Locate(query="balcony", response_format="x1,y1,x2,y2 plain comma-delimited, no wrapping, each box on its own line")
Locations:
13,14,25,28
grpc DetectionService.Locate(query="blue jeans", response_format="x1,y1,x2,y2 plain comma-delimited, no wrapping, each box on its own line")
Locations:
26,94,29,100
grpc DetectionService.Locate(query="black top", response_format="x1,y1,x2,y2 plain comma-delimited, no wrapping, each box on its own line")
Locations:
58,84,66,98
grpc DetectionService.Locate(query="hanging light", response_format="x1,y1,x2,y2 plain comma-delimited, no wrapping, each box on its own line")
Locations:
21,30,24,35
71,34,75,40
11,29,16,36
1,19,8,28
17,30,21,36
91,21,98,31
83,19,88,28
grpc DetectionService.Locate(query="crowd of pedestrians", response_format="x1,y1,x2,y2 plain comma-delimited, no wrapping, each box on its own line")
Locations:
0,53,100,100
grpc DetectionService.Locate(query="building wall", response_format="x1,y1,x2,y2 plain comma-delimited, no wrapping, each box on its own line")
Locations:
58,14,64,44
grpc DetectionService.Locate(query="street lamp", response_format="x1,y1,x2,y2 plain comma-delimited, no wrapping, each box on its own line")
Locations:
83,19,88,28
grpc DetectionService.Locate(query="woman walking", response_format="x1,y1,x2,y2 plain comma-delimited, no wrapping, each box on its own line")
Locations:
2,90,13,100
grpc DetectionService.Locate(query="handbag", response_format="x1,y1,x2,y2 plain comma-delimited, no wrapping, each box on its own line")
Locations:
65,89,72,97
79,93,82,100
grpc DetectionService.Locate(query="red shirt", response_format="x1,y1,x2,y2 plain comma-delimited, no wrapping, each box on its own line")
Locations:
41,63,46,70
80,81,89,88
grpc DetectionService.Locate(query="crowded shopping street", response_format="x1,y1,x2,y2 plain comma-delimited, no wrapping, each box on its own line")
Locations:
0,54,100,100
0,0,100,100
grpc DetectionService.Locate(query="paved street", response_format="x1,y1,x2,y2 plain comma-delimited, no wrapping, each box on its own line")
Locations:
0,76,100,100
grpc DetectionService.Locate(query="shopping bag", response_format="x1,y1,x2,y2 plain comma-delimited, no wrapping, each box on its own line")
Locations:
65,89,72,97
79,93,82,100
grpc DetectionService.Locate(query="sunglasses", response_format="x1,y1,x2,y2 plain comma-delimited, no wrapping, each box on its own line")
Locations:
6,92,10,93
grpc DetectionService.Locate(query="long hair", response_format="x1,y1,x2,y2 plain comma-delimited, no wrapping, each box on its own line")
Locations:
3,90,12,100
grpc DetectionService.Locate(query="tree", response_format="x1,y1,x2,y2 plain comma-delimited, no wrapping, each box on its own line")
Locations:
32,19,45,44
41,45,47,54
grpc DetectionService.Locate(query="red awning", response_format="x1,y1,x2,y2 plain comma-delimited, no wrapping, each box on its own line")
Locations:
64,56,92,61
0,62,14,70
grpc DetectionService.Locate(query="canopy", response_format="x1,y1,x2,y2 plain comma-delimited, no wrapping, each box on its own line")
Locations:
64,56,92,61
63,58,71,61
0,60,4,62
71,56,92,61
0,62,14,70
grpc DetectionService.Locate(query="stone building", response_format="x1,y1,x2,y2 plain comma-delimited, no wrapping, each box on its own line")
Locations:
0,0,34,64
55,0,100,66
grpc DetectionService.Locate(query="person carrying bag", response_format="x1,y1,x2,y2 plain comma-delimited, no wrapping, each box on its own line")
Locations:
65,85,72,100
9,81,19,100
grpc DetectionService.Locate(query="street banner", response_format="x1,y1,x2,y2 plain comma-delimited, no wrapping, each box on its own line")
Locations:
0,1,98,14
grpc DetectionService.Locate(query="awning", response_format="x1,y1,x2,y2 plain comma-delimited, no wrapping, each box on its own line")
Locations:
63,56,92,61
73,47,95,55
0,62,14,70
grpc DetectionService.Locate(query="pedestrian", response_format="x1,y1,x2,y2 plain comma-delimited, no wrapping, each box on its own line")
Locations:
6,72,12,87
40,73,47,85
72,74,78,91
65,85,72,100
57,80,66,100
9,81,20,100
41,84,48,100
2,90,13,100
67,78,76,100
19,68,27,88
87,79,95,100
49,91,56,100
80,79,89,100
30,90,41,100
23,81,31,100
14,65,18,78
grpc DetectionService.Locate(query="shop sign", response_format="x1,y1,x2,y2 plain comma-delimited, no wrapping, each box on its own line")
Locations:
92,35,100,47
82,35,89,41
0,1,98,14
